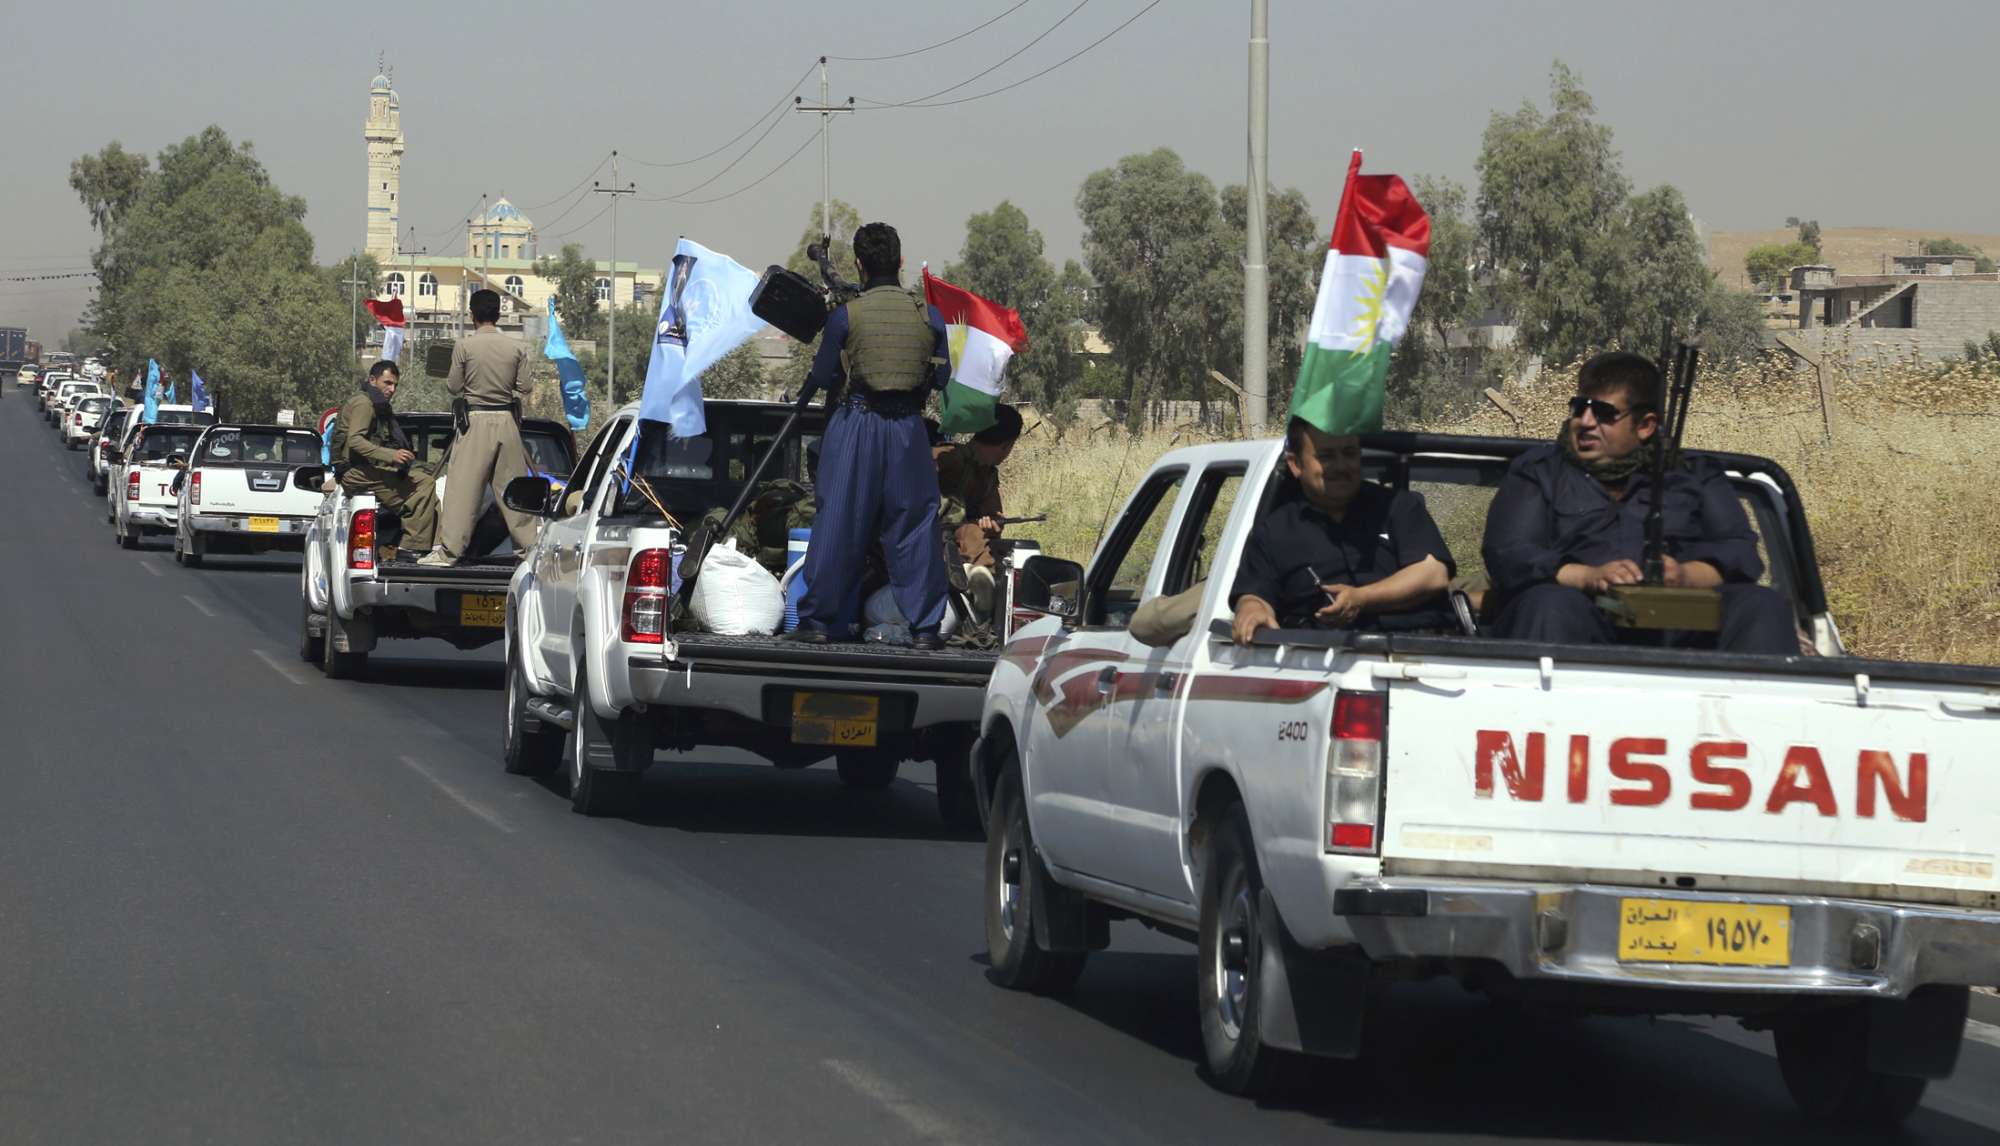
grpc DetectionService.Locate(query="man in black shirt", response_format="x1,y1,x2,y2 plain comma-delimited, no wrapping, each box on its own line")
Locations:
1231,419,1455,644
1480,351,1795,654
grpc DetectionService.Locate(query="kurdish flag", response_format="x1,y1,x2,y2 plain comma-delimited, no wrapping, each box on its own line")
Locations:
923,268,1028,435
1291,150,1430,436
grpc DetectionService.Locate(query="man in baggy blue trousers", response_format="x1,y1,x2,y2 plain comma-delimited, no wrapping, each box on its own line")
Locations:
786,221,951,649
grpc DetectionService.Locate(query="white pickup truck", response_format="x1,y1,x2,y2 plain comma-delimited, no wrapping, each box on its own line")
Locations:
168,423,326,567
496,399,1040,823
294,410,577,679
975,431,2000,1128
111,421,208,549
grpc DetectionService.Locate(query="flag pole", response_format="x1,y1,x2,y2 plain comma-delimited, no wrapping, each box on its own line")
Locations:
1242,0,1271,432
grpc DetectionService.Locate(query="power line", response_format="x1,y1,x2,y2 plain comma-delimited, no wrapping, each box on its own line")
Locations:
633,128,819,208
635,106,793,203
866,0,1163,110
543,199,612,241
855,0,1091,108
828,0,1034,61
0,270,98,282
623,60,817,169
526,180,600,235
516,152,612,212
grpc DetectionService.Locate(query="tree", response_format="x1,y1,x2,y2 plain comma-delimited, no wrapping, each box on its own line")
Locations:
943,200,1090,422
72,126,352,419
1919,237,1997,273
1386,175,1481,421
326,252,382,351
533,243,602,343
1744,241,1818,291
701,342,770,400
1077,148,1223,425
1796,219,1822,256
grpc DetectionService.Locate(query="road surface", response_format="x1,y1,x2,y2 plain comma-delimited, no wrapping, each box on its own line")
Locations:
4,394,1999,1145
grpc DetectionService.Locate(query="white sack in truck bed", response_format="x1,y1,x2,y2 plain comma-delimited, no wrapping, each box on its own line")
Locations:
691,539,785,635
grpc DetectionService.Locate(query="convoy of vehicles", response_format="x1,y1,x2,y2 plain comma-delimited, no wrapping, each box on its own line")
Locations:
29,383,1999,1132
62,394,113,448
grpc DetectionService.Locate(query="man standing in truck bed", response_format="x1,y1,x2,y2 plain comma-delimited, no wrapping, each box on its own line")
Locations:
421,288,540,565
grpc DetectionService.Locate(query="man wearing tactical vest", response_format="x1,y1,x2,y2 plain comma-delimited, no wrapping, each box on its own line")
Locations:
787,222,951,648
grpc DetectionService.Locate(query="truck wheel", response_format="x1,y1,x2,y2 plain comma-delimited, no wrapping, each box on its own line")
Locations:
567,660,645,816
1775,1004,1928,1130
984,767,1087,994
934,737,984,837
117,523,137,550
504,650,563,777
322,611,368,680
299,595,325,664
1198,803,1290,1096
835,751,899,789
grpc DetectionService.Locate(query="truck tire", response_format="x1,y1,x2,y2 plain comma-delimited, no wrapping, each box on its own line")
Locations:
322,611,368,680
1775,1004,1928,1130
835,751,899,789
567,660,645,816
299,595,325,664
174,529,203,568
504,650,564,777
934,736,984,836
1198,802,1292,1096
117,522,137,550
984,767,1086,995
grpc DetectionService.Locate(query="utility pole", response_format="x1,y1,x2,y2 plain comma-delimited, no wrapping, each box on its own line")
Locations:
459,215,472,341
406,225,424,347
794,57,855,246
1242,0,1271,432
479,192,491,288
592,151,637,406
343,248,366,366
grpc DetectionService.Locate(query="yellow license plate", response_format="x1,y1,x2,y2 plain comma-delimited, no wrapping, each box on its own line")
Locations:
247,516,280,533
458,593,506,628
791,692,879,747
1617,898,1791,966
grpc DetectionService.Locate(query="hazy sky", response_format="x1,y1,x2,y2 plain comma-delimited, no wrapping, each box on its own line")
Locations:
6,0,1999,340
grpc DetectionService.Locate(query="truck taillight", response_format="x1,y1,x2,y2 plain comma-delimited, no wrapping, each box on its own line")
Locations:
621,547,671,644
190,472,201,505
1325,690,1385,854
348,509,376,571
125,470,140,501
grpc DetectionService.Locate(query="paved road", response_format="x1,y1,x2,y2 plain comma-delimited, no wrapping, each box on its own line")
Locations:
4,389,2000,1145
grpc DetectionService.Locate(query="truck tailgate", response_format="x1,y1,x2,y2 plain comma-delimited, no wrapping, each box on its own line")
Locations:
1380,656,2000,907
194,466,319,516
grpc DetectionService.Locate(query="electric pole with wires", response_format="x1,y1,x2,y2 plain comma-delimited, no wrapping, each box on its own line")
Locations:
592,151,637,407
794,57,855,248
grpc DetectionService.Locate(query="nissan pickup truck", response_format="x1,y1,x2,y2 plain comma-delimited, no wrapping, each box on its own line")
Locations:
494,399,1042,825
293,411,576,679
169,423,327,567
975,430,2000,1129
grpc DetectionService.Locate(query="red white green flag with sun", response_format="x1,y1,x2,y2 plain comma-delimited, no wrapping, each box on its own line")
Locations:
1290,151,1431,435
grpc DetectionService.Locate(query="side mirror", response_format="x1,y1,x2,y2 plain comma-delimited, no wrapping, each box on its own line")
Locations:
1016,555,1084,621
292,465,328,490
502,474,555,516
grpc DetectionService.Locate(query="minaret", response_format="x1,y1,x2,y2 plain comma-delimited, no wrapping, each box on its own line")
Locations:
363,62,403,263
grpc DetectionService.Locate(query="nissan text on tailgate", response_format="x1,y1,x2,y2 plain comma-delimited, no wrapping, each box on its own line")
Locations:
975,430,2000,1128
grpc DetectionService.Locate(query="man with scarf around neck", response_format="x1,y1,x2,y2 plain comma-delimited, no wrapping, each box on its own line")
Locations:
332,359,437,561
1479,351,1794,653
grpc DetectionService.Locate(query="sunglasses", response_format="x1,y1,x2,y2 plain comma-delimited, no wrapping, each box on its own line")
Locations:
1567,396,1635,424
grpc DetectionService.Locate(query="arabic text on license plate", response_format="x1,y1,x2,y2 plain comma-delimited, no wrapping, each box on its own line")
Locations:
247,516,280,533
1617,898,1791,967
458,593,506,628
790,692,879,747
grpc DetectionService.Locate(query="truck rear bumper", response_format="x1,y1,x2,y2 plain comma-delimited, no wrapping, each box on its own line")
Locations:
1336,878,2000,999
188,513,311,538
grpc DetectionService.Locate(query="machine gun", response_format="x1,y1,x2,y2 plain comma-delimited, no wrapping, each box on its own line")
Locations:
1599,331,1722,633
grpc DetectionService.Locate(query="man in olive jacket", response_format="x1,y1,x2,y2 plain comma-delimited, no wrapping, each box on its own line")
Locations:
334,360,437,558
421,288,539,565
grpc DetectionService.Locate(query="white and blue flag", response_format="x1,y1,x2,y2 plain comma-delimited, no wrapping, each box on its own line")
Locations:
191,369,212,414
638,238,766,439
142,359,161,423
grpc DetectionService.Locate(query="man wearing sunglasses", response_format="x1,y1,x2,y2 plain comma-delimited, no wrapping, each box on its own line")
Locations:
1479,351,1794,653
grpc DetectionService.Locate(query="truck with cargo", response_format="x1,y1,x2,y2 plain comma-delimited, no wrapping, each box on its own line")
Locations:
974,430,2000,1129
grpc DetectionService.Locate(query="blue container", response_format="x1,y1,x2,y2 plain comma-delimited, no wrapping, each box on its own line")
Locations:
782,528,811,631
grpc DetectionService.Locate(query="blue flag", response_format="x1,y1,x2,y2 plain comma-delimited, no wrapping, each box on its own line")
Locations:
142,359,161,423
637,238,767,439
164,376,176,404
544,297,590,432
191,369,211,414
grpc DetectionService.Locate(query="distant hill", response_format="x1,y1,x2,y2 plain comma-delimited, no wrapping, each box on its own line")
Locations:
1708,227,2000,290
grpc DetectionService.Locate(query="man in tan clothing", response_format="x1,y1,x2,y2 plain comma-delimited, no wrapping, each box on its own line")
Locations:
335,360,438,559
420,289,540,565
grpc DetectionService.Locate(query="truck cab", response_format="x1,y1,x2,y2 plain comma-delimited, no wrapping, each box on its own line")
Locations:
170,423,328,566
113,421,206,549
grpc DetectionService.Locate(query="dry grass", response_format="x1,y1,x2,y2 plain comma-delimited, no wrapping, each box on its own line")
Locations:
1708,226,2000,290
1009,361,2000,667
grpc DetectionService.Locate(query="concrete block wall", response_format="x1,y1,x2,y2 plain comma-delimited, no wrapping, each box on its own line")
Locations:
1910,281,2000,355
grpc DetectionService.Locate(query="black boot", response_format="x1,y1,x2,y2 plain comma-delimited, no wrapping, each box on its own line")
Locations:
911,629,945,652
783,627,829,644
